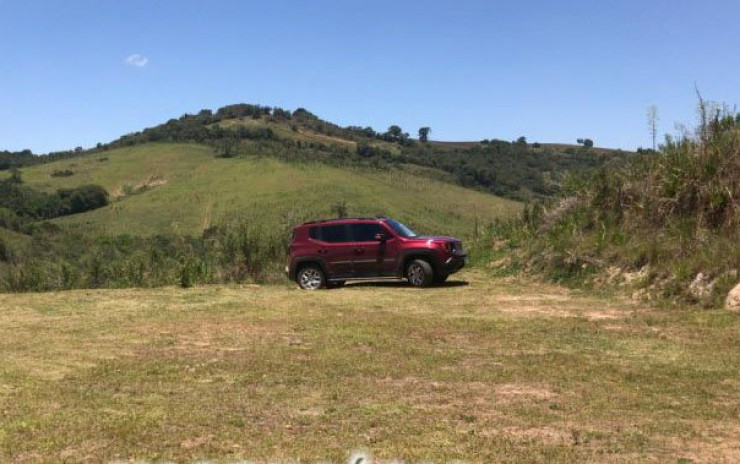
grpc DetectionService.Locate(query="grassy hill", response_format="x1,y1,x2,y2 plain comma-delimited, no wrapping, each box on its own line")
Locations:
2,103,631,204
14,142,520,238
0,137,522,291
0,102,632,291
94,104,629,201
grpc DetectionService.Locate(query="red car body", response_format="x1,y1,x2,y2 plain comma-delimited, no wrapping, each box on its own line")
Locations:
286,217,467,289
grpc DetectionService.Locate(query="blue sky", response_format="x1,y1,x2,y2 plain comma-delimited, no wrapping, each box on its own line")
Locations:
1,0,738,153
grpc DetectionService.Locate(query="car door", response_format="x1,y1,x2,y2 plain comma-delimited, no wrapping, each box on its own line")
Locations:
348,222,397,277
378,222,400,276
310,224,354,278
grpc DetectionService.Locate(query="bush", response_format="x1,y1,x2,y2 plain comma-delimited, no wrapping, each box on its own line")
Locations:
57,185,109,215
491,99,740,306
0,238,9,262
51,170,74,177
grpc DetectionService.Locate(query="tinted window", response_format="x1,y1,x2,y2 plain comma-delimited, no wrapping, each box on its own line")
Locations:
311,224,350,243
385,219,419,238
349,223,386,242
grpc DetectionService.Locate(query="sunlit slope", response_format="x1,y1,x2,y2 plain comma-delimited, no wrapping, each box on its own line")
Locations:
18,143,521,237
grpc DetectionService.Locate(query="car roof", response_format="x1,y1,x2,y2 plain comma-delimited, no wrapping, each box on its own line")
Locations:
299,216,388,227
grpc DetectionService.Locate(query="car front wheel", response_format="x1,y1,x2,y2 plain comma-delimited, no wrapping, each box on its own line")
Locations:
406,259,433,287
297,265,326,290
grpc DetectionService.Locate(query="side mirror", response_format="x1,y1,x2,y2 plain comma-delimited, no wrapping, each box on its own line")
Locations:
374,233,387,241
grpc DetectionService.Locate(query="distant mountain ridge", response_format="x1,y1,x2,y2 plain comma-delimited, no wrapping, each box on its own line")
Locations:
2,103,631,201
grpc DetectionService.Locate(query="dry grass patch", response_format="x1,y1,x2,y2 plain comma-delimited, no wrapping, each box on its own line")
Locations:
1,270,739,463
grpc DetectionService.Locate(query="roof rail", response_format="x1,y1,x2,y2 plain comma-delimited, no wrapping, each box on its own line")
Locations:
299,216,389,226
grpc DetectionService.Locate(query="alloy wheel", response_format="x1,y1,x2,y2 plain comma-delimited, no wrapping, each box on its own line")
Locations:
298,267,324,290
407,263,425,286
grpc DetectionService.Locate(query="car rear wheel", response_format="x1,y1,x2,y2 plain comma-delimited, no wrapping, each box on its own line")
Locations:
406,259,433,287
297,265,326,290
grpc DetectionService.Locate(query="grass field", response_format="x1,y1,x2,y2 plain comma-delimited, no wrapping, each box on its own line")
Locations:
2,270,739,463
10,143,520,238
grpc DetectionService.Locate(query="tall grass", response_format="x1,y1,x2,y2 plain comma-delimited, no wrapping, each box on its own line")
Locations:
490,99,740,306
0,212,304,292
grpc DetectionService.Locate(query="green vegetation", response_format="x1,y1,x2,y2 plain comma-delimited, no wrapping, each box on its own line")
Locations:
14,143,518,237
0,147,91,171
0,102,633,293
488,99,740,307
2,270,739,463
93,103,627,201
2,103,628,202
0,142,519,291
0,176,108,225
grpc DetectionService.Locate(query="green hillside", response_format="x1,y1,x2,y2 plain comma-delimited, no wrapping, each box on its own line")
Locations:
488,101,740,307
15,142,519,238
0,102,633,291
93,104,629,200
2,103,631,203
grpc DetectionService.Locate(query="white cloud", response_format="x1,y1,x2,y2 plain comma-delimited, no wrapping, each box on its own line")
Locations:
124,54,148,68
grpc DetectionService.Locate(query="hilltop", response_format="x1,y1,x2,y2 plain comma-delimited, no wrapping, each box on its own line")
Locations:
3,103,630,201
103,104,630,200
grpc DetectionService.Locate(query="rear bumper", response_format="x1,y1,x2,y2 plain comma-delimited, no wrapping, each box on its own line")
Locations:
443,254,467,275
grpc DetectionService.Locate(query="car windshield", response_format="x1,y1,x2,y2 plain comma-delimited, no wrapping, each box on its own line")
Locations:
385,219,419,238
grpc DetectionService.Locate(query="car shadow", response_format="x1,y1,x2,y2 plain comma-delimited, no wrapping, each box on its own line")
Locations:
343,280,469,289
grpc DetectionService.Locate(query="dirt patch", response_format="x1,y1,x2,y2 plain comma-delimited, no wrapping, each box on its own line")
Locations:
111,175,167,198
298,129,357,147
583,309,624,320
373,378,558,413
495,383,557,401
667,421,740,463
152,320,294,355
601,324,628,332
482,425,571,445
180,434,214,450
492,295,628,320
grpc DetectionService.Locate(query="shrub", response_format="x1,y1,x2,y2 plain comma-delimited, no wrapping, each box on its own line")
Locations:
490,98,740,306
57,185,109,214
0,238,9,262
51,170,74,177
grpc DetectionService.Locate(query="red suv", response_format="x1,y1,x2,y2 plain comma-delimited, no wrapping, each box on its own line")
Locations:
286,217,467,289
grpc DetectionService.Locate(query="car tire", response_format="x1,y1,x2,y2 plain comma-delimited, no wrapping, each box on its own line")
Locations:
297,265,326,290
406,259,433,288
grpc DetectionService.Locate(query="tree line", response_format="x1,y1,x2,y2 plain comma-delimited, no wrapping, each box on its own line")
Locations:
0,174,109,232
1,102,624,203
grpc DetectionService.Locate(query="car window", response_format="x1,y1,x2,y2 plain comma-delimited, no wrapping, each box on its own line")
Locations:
384,219,419,237
349,223,385,242
312,224,351,243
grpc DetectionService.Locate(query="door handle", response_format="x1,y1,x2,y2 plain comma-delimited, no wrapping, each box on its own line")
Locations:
317,249,328,255
354,248,365,254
